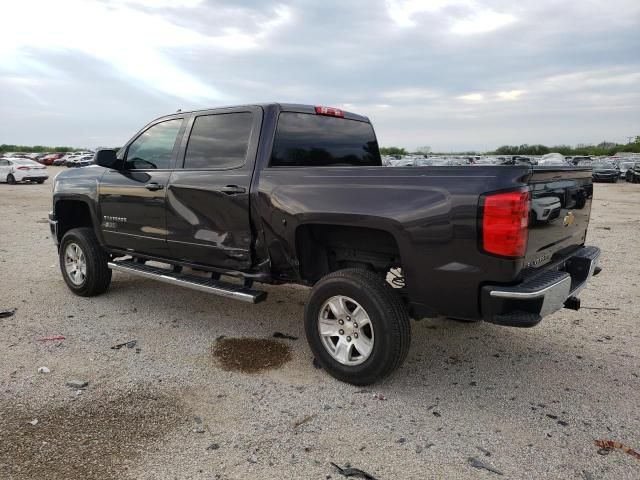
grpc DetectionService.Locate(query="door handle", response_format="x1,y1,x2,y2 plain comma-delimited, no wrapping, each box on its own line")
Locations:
220,185,246,195
145,183,164,191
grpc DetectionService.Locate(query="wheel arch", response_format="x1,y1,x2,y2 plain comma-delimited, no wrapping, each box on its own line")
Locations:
54,197,104,245
294,223,402,284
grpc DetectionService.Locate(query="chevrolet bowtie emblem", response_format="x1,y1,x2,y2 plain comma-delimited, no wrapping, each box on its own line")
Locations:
563,211,575,227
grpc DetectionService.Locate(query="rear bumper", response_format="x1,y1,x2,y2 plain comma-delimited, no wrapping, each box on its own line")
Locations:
481,246,601,327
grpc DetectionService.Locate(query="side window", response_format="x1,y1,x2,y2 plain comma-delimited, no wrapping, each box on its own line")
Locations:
0,160,8,166
124,119,183,170
183,112,253,169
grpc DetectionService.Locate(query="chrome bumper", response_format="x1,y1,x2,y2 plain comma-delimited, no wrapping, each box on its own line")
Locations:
482,246,601,327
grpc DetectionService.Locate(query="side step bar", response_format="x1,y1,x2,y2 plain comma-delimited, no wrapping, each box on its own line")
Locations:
108,260,267,304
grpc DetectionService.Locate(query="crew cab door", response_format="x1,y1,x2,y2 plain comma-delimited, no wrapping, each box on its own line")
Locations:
98,117,185,257
166,107,262,270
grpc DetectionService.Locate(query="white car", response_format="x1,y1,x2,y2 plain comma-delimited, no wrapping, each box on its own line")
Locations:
0,158,49,184
531,196,561,223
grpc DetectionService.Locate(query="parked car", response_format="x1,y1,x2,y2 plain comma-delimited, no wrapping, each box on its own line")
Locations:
40,153,64,165
530,196,561,223
49,103,601,385
0,158,49,184
570,156,592,166
591,161,619,182
65,155,92,168
537,153,570,166
626,161,640,183
618,160,635,178
79,157,95,168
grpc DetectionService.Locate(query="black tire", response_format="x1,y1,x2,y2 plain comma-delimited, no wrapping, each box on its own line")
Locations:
7,174,16,184
59,227,112,296
305,268,411,385
36,179,45,184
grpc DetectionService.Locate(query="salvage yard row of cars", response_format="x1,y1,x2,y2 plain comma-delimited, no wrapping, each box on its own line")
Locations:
383,153,640,183
1,150,640,184
0,151,96,184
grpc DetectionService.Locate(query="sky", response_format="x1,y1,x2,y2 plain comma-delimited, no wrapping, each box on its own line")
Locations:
0,0,638,152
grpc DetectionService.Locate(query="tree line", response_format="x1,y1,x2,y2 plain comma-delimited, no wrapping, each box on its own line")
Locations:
381,139,639,157
0,144,85,153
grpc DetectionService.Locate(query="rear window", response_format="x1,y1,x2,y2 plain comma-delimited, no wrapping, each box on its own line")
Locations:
183,112,253,169
270,112,381,167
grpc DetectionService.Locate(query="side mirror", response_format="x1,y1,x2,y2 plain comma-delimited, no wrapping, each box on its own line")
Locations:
94,149,119,169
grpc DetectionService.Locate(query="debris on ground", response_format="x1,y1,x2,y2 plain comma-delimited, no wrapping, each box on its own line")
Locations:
213,337,291,373
111,340,137,350
28,419,38,426
37,335,66,342
372,393,386,401
207,443,220,450
581,307,620,311
330,462,379,479
477,446,492,456
0,308,16,318
37,367,50,374
273,331,298,340
65,380,89,389
469,457,504,475
293,413,317,429
595,439,640,459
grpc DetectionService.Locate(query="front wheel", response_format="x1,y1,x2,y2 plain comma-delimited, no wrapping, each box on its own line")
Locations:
305,269,411,385
59,227,112,296
7,174,16,184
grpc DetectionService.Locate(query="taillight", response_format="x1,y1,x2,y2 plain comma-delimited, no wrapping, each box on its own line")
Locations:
481,190,530,257
16,166,30,170
315,106,344,118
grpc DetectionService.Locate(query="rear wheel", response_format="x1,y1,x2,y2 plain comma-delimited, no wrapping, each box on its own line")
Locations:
36,179,45,184
7,174,16,184
305,268,411,385
59,227,112,296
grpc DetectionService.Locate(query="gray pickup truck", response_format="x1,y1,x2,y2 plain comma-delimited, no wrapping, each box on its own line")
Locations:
49,103,601,384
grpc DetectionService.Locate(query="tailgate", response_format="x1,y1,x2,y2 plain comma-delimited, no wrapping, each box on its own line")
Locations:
526,166,593,268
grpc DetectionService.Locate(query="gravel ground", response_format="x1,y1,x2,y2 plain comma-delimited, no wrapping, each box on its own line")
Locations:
0,167,639,479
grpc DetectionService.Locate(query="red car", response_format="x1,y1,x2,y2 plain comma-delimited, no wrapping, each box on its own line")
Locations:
40,153,64,165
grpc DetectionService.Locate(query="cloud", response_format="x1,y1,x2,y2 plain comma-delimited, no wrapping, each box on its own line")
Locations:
0,0,638,150
385,0,516,35
496,90,525,101
450,10,516,35
0,0,291,101
459,93,485,102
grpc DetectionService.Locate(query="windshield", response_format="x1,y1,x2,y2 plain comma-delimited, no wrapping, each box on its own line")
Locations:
592,162,615,169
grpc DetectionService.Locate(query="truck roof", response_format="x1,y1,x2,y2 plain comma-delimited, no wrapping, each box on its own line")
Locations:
156,103,371,123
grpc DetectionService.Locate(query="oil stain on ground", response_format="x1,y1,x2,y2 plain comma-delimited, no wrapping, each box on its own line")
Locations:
0,387,184,480
213,337,292,373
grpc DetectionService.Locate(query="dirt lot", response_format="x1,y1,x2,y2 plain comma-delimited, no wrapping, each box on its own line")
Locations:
1,167,639,479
